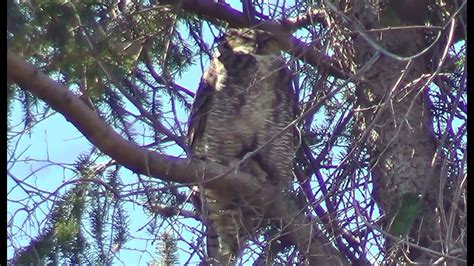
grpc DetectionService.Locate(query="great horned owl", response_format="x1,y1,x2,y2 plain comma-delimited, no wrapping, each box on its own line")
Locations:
188,28,295,264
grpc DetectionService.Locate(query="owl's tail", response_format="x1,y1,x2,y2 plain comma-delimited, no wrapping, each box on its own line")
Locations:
205,224,234,265
203,191,246,265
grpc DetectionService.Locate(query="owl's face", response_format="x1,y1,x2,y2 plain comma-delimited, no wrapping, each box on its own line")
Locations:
220,28,280,55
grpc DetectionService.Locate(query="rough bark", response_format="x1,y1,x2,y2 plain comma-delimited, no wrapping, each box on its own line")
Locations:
349,0,458,263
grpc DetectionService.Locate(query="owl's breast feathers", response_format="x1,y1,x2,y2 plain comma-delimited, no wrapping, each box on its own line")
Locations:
188,48,293,157
187,29,295,263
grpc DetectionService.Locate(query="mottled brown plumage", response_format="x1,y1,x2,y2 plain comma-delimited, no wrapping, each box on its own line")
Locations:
188,28,295,264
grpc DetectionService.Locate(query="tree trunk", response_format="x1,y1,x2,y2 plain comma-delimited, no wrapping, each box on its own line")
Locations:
350,0,444,263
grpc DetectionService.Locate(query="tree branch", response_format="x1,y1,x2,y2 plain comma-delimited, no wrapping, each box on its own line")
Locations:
143,50,195,98
270,195,349,265
7,49,257,193
283,8,328,30
8,48,348,264
158,0,349,79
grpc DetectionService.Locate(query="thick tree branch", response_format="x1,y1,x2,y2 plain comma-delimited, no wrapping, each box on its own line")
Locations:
158,0,349,79
270,195,348,265
7,49,258,193
8,49,348,263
